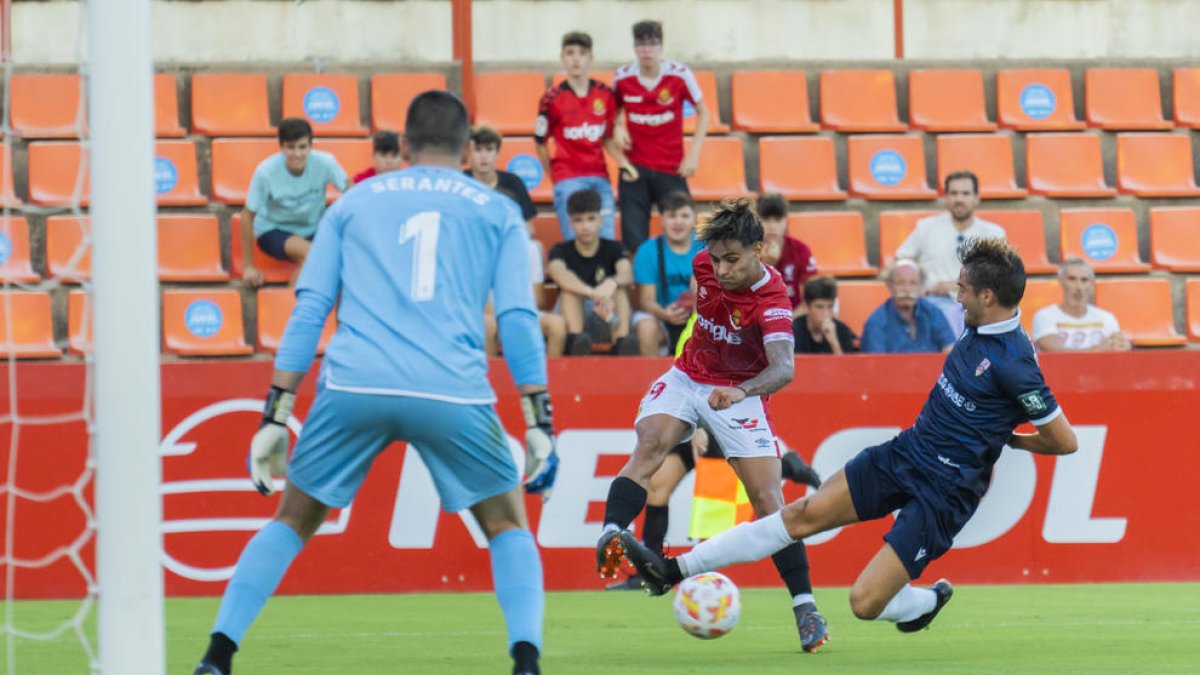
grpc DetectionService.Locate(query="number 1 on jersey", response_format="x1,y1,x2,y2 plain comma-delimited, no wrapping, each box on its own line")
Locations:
399,211,440,301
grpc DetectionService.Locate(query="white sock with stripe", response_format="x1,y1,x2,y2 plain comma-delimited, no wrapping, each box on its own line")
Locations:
678,511,795,578
875,584,937,622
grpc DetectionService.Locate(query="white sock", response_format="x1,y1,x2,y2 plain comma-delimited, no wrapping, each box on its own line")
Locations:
875,584,937,622
678,512,795,578
792,593,815,608
602,523,619,534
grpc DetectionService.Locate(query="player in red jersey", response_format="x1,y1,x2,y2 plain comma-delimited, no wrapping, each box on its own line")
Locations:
596,199,830,653
613,20,710,254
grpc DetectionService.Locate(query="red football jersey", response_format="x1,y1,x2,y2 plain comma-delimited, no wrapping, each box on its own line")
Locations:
676,256,796,387
534,80,617,183
774,236,818,309
613,61,702,173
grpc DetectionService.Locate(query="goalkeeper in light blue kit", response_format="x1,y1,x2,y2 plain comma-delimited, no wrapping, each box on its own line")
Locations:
194,91,558,675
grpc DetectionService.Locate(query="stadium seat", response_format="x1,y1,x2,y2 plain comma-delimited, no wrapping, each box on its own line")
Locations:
1058,208,1150,273
162,289,253,356
996,69,1085,131
1172,68,1200,129
684,70,729,134
27,142,89,206
0,292,60,359
1149,207,1200,272
495,137,551,203
256,287,337,354
45,215,91,282
908,69,997,132
757,136,846,201
1188,279,1200,341
835,281,889,336
157,215,228,282
550,71,613,88
282,74,368,137
0,145,22,208
0,217,39,284
1094,278,1185,346
846,135,935,200
1115,133,1200,197
190,72,275,137
819,70,907,132
67,290,91,355
154,73,186,138
877,210,937,267
1025,133,1116,198
313,138,372,198
228,213,298,284
935,134,1027,199
474,72,546,136
1019,278,1061,333
684,137,749,201
975,210,1056,275
210,138,277,205
786,212,876,277
153,140,207,206
371,73,447,132
1084,68,1172,130
730,70,818,133
531,213,562,268
10,73,85,138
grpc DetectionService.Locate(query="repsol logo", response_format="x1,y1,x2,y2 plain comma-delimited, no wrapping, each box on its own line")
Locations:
696,314,742,345
628,111,675,126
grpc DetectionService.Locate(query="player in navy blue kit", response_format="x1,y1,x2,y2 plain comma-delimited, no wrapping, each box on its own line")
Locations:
621,238,1078,634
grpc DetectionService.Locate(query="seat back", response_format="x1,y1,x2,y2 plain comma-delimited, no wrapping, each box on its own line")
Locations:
10,74,85,138
819,70,906,132
210,138,277,205
1094,278,1184,346
190,73,275,137
154,73,186,138
0,292,60,359
684,70,729,134
757,136,845,201
786,212,876,277
67,290,91,355
228,213,298,283
1172,68,1200,128
1025,133,1115,198
847,135,935,200
45,215,92,282
835,281,890,335
877,210,937,268
996,69,1085,131
370,73,447,132
1115,133,1200,197
158,215,228,282
1058,208,1149,273
1149,207,1200,272
282,74,367,137
684,137,749,201
730,70,817,133
909,69,996,132
0,217,39,284
256,287,337,353
27,141,89,206
1187,279,1200,341
1019,278,1061,334
0,145,20,208
474,72,546,136
1085,68,1171,130
154,140,207,206
313,138,372,198
495,137,552,203
935,133,1026,199
162,290,253,356
976,210,1055,275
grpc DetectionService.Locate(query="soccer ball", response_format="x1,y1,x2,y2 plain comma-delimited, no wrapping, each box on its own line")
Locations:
672,572,741,639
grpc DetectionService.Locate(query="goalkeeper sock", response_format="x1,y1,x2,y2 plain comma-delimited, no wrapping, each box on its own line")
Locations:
212,520,304,644
490,528,544,651
603,476,647,531
876,584,937,622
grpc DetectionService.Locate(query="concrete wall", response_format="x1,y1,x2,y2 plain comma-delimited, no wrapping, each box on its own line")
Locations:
11,0,1200,67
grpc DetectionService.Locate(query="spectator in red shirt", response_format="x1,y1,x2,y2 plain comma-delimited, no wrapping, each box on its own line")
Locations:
536,31,632,242
613,20,710,254
757,193,817,317
353,130,403,183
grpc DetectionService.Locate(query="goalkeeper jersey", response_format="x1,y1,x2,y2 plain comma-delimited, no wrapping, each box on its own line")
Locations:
276,165,543,404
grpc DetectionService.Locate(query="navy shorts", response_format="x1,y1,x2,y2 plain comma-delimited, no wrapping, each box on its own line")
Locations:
256,229,313,262
843,439,977,579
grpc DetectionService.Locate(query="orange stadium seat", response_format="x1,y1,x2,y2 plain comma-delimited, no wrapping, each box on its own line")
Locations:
10,74,85,138
877,210,936,267
1025,133,1116,198
551,72,613,88
1188,279,1200,341
0,292,60,359
976,210,1056,275
1172,68,1200,129
0,145,20,208
819,70,906,133
158,215,228,282
1085,68,1171,131
210,138,277,205
67,290,91,355
371,73,447,132
27,142,89,206
190,73,275,137
45,215,91,282
1094,278,1185,347
1058,208,1149,274
757,136,846,201
282,74,367,137
162,289,253,356
684,70,729,134
0,217,39,284
908,69,997,132
684,137,749,201
847,135,935,200
835,281,890,336
1019,278,1061,333
154,73,186,138
256,287,337,354
314,138,371,198
531,213,563,268
786,212,876,277
153,140,207,206
495,137,551,204
228,213,298,284
996,69,1085,131
474,72,545,136
935,134,1026,199
1115,133,1200,197
730,70,818,133
1149,207,1200,272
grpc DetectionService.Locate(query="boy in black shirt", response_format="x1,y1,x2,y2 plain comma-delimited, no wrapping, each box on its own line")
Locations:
793,276,859,354
465,125,538,225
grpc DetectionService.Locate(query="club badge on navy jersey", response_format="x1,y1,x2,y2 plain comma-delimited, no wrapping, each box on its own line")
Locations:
975,358,992,377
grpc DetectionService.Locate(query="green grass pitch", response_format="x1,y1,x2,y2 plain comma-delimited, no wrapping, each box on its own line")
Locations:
10,583,1200,673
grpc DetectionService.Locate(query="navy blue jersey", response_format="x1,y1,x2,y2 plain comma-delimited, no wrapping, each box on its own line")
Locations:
893,312,1061,499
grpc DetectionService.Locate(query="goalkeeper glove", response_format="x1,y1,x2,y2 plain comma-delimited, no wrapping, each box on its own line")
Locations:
248,385,294,496
520,390,558,501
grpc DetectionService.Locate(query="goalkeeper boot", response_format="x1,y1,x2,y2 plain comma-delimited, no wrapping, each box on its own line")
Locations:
617,530,675,596
896,579,954,633
794,602,830,653
596,528,626,580
781,451,822,490
193,662,226,675
511,641,540,675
